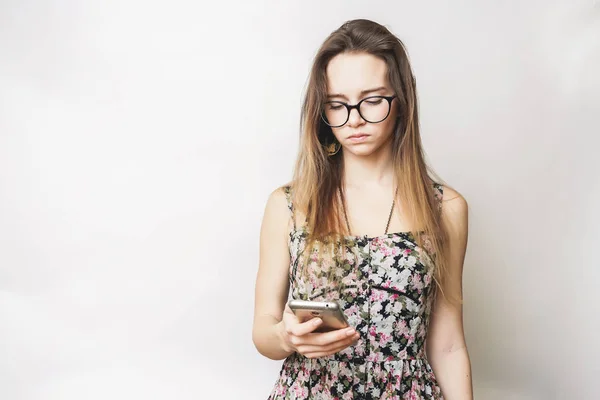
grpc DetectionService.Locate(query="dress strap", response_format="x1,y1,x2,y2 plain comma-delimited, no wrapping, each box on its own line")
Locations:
283,185,296,230
432,182,444,212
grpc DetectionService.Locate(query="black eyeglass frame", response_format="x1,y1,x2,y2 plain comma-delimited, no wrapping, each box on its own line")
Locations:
321,95,398,128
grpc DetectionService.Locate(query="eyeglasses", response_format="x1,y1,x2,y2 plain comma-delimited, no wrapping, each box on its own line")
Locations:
321,95,397,128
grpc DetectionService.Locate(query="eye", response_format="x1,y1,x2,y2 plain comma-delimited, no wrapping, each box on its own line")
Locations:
325,103,344,110
365,98,384,105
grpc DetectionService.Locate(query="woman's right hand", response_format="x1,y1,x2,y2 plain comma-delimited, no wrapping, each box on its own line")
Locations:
277,303,360,359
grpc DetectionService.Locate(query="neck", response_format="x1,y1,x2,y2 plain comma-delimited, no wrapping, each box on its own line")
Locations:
341,138,395,189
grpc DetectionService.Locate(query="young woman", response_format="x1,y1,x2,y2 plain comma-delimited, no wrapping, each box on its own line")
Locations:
253,19,473,399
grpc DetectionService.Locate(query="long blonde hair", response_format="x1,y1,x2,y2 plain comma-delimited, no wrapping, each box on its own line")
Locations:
286,19,456,303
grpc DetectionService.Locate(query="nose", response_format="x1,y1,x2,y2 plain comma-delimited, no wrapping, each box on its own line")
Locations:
347,106,365,127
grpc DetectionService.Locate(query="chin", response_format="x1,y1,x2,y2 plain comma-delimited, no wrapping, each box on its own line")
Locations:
343,145,378,157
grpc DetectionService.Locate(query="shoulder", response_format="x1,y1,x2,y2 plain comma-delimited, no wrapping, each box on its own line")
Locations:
264,183,292,214
264,181,297,219
261,183,295,238
439,185,468,217
437,184,468,240
428,179,468,229
427,177,467,214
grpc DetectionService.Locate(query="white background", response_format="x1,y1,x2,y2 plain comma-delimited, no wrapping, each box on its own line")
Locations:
1,1,599,399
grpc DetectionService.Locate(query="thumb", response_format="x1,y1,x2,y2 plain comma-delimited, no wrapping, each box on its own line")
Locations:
284,302,323,335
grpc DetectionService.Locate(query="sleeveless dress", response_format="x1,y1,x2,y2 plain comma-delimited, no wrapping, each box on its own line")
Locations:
268,183,445,400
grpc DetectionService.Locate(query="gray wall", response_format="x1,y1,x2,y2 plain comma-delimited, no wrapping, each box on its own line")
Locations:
0,1,598,399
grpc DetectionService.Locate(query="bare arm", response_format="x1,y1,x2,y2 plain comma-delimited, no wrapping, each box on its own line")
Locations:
252,187,360,360
426,187,473,399
252,187,294,360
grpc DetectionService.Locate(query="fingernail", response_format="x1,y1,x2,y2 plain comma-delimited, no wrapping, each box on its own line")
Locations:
313,318,322,326
346,328,355,336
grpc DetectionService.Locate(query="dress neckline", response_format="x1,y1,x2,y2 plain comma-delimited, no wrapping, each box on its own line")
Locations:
290,225,419,241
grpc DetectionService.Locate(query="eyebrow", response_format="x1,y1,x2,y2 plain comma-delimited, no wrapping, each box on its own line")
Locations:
326,86,388,100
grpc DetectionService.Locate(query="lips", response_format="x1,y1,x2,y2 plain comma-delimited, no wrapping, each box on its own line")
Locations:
348,133,369,143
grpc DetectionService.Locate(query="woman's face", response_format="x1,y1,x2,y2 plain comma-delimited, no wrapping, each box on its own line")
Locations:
324,52,399,157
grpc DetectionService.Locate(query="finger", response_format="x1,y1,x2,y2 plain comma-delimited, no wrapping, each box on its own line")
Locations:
303,339,358,359
304,326,357,346
298,332,359,354
289,317,324,337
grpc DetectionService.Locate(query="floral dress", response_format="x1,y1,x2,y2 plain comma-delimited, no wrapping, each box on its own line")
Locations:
268,183,445,400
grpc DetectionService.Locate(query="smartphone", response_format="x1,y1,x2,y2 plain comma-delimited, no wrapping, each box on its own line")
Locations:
288,299,350,333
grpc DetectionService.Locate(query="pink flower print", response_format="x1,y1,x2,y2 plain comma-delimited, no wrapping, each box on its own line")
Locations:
396,348,408,361
423,273,431,286
274,382,286,396
291,380,307,397
371,289,386,302
271,186,444,399
395,320,409,336
345,272,359,285
409,379,421,400
378,332,392,346
347,304,359,315
355,344,366,357
370,352,382,362
412,274,424,291
369,325,378,337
